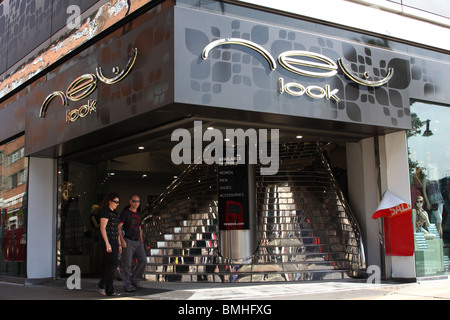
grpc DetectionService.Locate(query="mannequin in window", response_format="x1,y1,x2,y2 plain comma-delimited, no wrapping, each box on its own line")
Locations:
61,181,84,254
411,167,424,204
422,176,444,238
412,196,435,240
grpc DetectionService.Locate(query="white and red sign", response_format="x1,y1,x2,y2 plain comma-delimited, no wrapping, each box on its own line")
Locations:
372,191,414,256
372,191,411,219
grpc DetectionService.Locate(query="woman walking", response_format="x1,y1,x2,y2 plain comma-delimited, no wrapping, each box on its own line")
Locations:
97,192,122,296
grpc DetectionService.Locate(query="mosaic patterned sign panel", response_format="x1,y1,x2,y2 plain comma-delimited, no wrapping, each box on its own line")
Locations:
175,7,416,129
0,0,99,76
4,4,450,156
22,5,174,156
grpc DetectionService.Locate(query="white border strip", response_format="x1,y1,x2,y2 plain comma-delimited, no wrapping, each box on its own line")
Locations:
233,0,450,52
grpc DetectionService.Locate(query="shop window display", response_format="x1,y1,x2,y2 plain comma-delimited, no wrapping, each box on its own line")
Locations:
0,135,28,277
408,101,450,277
57,161,107,277
56,159,170,277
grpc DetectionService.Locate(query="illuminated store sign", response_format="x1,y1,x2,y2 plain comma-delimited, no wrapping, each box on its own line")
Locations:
39,48,138,123
202,38,394,101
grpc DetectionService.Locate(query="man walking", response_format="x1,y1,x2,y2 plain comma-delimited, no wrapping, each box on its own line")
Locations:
119,195,146,292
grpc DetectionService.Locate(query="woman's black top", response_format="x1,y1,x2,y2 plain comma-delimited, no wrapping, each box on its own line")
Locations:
99,208,120,244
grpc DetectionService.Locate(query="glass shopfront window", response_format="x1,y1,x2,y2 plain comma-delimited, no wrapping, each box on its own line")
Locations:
57,160,108,277
56,158,171,277
0,135,28,277
408,101,450,277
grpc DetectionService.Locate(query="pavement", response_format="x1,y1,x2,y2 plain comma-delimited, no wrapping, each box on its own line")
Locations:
0,276,450,301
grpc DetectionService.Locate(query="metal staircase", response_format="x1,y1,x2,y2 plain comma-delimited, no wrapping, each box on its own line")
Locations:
142,142,365,282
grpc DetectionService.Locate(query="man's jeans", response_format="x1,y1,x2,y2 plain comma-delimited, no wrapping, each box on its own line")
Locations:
120,239,146,289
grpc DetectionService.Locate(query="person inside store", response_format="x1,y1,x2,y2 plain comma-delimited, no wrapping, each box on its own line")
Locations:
90,204,104,274
412,196,435,240
119,194,146,292
97,192,122,296
422,174,444,238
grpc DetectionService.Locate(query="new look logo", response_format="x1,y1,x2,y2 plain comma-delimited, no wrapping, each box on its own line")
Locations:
202,38,395,102
39,48,138,123
171,121,279,175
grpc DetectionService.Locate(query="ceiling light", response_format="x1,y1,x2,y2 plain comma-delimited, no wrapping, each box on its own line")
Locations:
138,146,145,150
296,135,303,139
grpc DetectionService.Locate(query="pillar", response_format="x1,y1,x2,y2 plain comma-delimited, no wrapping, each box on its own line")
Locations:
27,157,57,279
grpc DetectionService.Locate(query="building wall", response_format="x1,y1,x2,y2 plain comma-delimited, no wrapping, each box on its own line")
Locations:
379,131,415,278
0,0,101,76
233,0,450,51
346,138,381,271
1,0,449,280
27,157,57,279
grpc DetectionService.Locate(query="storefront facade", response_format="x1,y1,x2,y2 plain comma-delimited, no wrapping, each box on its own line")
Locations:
0,0,449,281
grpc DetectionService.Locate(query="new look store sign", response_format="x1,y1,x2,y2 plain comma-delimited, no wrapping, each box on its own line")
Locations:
179,7,413,130
202,38,394,102
39,48,138,123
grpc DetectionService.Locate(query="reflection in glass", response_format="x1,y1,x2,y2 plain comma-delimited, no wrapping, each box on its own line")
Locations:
142,142,365,282
56,161,107,277
0,135,28,277
408,101,450,277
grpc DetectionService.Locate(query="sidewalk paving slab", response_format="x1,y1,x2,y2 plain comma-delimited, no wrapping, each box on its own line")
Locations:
0,277,449,300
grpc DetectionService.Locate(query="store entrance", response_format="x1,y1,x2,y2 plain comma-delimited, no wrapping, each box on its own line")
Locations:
55,119,360,279
57,154,180,277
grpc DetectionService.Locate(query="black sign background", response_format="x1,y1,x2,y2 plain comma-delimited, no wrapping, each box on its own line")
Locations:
218,164,249,230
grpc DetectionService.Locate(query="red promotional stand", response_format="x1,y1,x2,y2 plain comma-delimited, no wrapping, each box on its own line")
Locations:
372,191,414,256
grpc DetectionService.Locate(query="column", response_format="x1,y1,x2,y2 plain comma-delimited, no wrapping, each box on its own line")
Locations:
27,157,57,279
